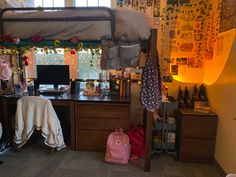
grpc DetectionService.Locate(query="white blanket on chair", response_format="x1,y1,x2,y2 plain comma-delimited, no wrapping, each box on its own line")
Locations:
14,96,66,150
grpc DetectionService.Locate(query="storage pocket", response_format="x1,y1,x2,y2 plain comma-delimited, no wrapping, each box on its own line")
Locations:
119,43,140,68
101,40,120,70
101,40,141,69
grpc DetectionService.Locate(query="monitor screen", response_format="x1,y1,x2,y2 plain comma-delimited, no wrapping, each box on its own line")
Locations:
37,65,70,87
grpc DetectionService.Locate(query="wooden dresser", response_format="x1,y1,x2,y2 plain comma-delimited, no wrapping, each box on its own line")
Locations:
176,108,218,163
75,102,130,151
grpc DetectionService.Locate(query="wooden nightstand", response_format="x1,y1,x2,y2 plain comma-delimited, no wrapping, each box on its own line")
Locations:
175,108,218,163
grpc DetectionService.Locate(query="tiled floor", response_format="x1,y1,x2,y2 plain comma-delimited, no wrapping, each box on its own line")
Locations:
0,140,222,177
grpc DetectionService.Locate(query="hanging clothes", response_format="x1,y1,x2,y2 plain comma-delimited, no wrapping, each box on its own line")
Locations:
140,54,162,111
0,59,12,81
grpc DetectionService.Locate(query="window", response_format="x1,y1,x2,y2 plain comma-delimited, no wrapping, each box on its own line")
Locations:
31,0,108,89
34,0,65,7
78,49,102,80
32,48,65,88
77,49,107,90
34,48,64,65
75,0,111,7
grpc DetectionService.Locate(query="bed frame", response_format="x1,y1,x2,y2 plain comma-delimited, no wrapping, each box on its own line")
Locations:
0,7,115,42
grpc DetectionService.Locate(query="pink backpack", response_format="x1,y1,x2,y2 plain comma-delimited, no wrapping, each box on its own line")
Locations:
105,127,131,164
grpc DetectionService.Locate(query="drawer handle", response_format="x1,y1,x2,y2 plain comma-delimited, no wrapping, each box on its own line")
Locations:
234,117,236,121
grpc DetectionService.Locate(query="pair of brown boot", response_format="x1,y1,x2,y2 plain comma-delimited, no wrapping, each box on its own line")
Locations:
177,86,193,108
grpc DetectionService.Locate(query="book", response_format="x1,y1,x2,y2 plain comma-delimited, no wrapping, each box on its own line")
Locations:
110,79,120,95
194,108,212,114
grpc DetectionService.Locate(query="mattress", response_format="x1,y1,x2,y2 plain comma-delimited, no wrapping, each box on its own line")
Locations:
2,8,150,42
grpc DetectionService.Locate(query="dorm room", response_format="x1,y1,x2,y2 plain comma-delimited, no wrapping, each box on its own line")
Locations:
0,0,236,177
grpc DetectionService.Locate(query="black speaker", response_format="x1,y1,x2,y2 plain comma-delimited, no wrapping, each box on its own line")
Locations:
1,80,8,90
33,79,39,95
70,80,80,94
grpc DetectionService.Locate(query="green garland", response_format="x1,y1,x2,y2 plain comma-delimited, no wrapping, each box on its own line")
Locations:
0,38,102,77
0,41,101,55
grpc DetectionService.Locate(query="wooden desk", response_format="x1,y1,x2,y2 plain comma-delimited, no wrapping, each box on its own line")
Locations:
1,93,130,151
1,93,155,172
2,94,76,149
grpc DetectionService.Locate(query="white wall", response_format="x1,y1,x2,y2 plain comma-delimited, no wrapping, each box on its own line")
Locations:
207,31,236,173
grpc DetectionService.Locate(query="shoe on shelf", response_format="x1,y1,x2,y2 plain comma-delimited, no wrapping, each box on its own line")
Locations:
198,84,208,102
177,86,185,108
0,140,11,155
184,87,193,108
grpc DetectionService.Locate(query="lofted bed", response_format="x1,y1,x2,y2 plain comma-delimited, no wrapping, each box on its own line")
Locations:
0,7,150,46
0,6,157,172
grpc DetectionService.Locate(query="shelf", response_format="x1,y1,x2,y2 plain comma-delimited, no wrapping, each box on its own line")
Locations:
152,96,178,155
153,121,177,131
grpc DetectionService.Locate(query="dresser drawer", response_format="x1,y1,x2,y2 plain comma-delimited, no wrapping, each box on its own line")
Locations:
78,118,129,131
180,138,215,163
75,103,129,119
76,130,111,151
181,116,217,139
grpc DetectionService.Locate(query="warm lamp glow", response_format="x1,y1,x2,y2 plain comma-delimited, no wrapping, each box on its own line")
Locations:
204,30,236,85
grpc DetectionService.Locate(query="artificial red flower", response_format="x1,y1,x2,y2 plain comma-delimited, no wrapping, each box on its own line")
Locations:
70,49,76,55
32,34,43,42
12,38,20,44
24,60,29,66
70,37,79,44
3,34,13,42
23,56,29,61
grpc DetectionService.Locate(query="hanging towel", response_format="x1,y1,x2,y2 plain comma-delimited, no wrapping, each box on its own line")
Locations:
140,55,162,111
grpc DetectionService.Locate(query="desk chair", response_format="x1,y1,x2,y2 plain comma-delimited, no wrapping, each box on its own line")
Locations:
14,96,66,153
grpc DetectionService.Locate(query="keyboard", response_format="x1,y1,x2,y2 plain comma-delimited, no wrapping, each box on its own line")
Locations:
38,87,69,95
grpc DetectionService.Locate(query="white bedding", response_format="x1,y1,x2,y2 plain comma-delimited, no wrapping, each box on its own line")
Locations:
3,8,150,41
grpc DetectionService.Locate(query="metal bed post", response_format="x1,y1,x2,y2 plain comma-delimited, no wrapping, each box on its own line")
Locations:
0,9,4,40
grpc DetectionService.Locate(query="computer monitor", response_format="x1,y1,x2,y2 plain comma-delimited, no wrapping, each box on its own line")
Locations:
37,65,70,89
